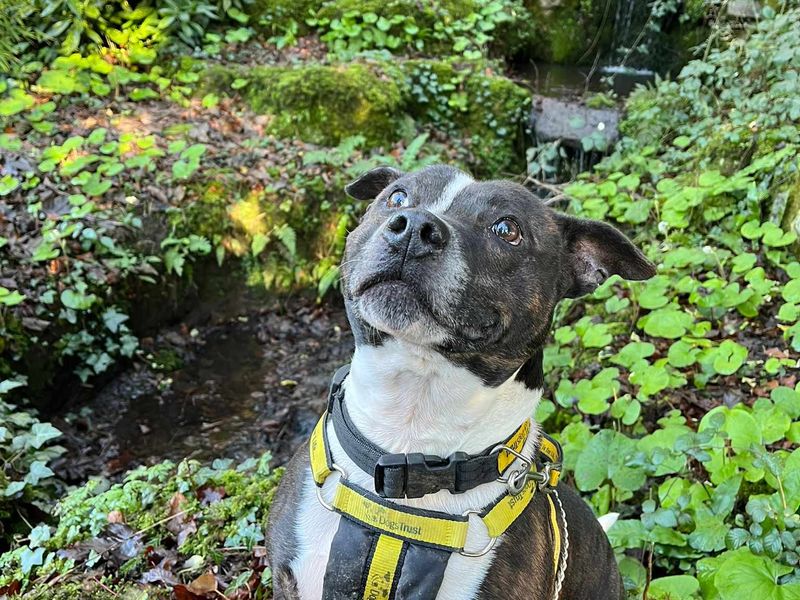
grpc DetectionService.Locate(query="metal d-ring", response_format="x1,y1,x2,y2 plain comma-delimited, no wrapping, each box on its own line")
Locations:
315,463,347,512
459,509,498,557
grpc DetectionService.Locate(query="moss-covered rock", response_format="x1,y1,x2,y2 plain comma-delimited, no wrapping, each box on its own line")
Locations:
202,63,403,148
202,58,530,174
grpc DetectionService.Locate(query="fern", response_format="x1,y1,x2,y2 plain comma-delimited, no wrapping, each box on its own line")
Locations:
0,0,38,73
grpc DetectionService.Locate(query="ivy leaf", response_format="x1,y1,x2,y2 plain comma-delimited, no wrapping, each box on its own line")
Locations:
60,288,97,310
102,308,129,333
25,461,54,485
715,550,800,600
4,480,26,496
712,340,748,375
28,422,62,448
639,306,693,338
28,524,51,549
20,546,45,575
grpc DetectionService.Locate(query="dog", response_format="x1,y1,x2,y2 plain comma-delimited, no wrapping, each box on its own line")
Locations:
266,164,655,600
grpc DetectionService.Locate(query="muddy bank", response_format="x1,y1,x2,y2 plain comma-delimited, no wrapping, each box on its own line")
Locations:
51,295,353,483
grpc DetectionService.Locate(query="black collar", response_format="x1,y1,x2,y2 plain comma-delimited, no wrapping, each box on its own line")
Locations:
326,364,533,499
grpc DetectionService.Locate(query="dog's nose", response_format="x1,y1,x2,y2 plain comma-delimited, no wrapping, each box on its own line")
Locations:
384,209,449,257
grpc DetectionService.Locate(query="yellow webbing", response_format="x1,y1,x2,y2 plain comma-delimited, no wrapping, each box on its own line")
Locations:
309,413,553,553
539,435,560,464
497,420,531,472
333,483,469,550
310,413,331,485
480,479,537,537
546,494,562,577
362,534,404,600
539,435,562,487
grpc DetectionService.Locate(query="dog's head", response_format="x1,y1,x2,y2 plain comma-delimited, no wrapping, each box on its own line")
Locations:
341,165,655,386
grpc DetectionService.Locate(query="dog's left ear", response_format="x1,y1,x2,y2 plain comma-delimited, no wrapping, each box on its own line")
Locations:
345,166,403,200
556,213,656,298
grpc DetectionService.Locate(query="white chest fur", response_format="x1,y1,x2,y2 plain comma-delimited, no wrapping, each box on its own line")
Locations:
289,341,542,600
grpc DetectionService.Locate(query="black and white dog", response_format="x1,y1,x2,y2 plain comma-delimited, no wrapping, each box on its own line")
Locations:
267,165,655,599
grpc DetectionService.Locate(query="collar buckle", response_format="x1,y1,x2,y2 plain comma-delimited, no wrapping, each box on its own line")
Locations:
374,451,468,499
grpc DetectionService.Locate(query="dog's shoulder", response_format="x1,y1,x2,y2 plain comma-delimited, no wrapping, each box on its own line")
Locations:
478,484,623,600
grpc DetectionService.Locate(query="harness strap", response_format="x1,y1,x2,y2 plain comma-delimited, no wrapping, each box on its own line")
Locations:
310,414,541,553
327,364,533,498
313,366,568,600
546,494,562,577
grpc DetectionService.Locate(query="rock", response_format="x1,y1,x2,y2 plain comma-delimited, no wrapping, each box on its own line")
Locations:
530,96,619,149
727,0,761,18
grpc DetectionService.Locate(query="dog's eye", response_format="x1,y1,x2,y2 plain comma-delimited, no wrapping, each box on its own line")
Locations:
386,190,410,209
491,218,522,245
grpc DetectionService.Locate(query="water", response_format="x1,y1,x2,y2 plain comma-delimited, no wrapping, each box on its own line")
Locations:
518,62,655,99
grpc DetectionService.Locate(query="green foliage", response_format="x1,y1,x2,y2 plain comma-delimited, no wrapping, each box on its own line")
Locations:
530,8,800,597
7,0,256,69
0,454,282,594
0,379,65,546
308,0,522,61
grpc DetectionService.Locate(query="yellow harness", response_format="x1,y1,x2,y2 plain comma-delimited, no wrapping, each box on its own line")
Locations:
310,407,567,599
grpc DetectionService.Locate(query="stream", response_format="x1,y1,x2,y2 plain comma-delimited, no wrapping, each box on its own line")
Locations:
51,290,353,483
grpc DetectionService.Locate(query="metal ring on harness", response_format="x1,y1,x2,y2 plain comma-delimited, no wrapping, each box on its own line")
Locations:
492,444,532,495
315,463,347,512
459,509,498,557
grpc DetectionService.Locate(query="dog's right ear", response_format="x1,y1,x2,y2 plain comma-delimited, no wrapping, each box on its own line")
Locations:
345,167,403,200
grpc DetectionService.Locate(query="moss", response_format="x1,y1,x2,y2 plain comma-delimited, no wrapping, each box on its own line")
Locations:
201,63,403,148
25,581,164,600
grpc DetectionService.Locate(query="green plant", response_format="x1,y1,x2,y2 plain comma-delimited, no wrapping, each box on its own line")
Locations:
0,379,64,547
0,454,282,594
528,8,800,597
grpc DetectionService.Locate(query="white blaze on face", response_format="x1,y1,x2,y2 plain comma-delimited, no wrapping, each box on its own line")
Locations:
428,172,473,215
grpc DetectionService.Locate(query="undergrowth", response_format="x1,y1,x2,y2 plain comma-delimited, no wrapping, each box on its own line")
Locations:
0,2,798,600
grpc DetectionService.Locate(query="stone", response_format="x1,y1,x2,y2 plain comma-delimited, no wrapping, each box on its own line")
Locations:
727,0,761,18
530,96,619,149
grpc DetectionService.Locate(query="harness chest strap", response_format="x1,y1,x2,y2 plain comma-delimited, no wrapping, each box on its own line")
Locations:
309,367,566,600
310,412,563,553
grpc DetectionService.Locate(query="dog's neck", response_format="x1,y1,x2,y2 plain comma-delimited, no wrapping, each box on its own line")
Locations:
343,339,542,457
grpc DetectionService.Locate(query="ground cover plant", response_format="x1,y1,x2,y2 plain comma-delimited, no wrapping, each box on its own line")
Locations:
0,0,798,599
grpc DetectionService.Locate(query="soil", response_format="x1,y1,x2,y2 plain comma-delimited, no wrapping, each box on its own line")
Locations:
50,291,354,484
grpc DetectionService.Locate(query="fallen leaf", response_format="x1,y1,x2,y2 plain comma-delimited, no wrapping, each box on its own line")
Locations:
107,510,125,523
